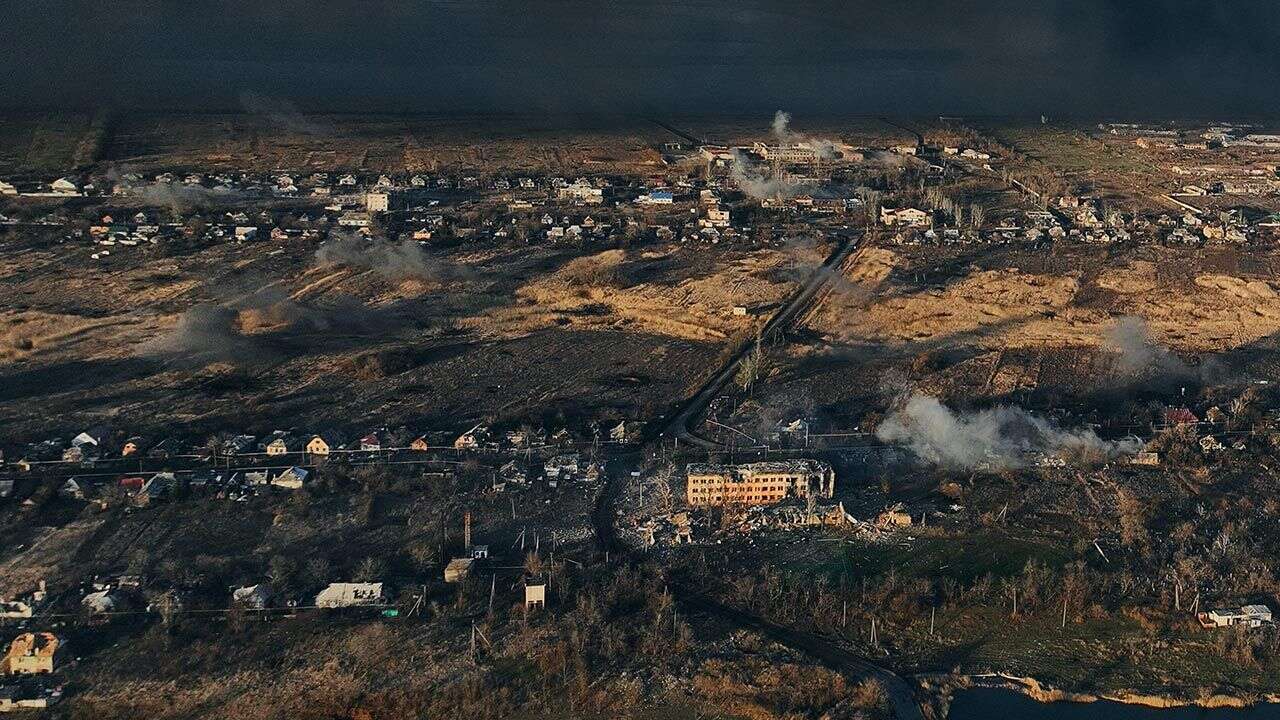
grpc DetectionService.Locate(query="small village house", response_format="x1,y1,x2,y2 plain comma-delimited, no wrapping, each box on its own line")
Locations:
265,435,297,456
306,433,343,457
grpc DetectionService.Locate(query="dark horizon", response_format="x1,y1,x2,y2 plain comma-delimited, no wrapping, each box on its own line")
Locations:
7,1,1280,118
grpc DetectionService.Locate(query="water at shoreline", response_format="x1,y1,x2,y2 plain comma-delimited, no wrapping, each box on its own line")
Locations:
950,689,1280,719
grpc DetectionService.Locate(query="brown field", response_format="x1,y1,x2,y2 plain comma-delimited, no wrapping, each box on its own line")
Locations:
0,225,804,442
97,114,674,175
750,240,1280,426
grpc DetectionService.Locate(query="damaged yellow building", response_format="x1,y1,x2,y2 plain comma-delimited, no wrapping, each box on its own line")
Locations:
685,460,835,507
3,632,60,675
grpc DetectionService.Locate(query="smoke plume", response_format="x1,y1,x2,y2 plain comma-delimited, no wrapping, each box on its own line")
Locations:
1103,316,1189,377
239,91,332,135
144,290,406,366
315,234,461,282
733,111,845,200
876,392,1138,469
731,148,808,201
772,110,792,140
130,182,239,213
109,168,240,213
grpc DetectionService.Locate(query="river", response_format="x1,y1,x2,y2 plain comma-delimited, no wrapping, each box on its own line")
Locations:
950,689,1280,719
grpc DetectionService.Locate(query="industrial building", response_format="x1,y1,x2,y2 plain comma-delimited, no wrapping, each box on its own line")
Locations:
685,459,835,507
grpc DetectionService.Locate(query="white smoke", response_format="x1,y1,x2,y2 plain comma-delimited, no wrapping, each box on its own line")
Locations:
733,111,843,200
1103,316,1190,377
129,182,239,212
876,393,1138,469
315,232,466,282
731,149,809,200
772,110,792,140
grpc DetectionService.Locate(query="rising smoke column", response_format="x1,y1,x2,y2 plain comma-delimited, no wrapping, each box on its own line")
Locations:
732,110,844,200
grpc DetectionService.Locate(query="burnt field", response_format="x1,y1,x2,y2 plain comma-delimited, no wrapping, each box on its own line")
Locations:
95,113,672,175
0,228,737,444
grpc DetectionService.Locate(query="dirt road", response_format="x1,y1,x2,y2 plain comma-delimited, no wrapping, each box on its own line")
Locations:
594,450,925,719
658,229,862,449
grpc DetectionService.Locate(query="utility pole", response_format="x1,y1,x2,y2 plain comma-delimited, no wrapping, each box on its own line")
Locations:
930,606,936,636
1061,595,1068,629
488,575,496,615
464,510,472,550
870,616,877,646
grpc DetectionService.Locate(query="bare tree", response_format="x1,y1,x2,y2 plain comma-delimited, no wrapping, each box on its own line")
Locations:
356,556,385,582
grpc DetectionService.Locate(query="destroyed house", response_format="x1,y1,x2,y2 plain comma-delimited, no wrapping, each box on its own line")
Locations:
222,435,256,456
2,633,60,675
686,460,835,507
271,467,309,489
1200,604,1273,628
0,601,32,619
232,584,271,609
444,558,474,583
454,424,489,450
315,583,384,609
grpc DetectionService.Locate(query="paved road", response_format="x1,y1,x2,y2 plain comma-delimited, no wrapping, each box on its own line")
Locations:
659,230,862,449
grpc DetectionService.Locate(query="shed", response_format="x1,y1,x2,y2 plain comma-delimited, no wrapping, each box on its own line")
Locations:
444,558,474,583
524,583,546,611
